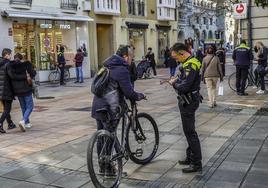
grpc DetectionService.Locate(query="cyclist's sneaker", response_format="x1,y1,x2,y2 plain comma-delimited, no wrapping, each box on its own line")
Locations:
19,120,26,132
7,122,16,130
256,90,265,94
253,86,258,89
25,123,32,129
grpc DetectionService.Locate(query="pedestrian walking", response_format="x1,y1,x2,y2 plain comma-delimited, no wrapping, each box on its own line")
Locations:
169,43,202,173
91,45,145,175
145,47,157,76
232,40,253,96
253,41,268,94
167,57,177,78
7,53,36,132
164,46,171,67
74,48,84,83
202,46,223,108
0,49,16,133
195,47,204,63
57,45,66,86
216,47,226,76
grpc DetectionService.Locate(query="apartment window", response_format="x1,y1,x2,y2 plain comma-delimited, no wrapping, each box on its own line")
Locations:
203,17,206,24
167,8,170,17
210,18,213,25
128,0,145,16
9,0,32,6
196,16,199,24
61,0,78,10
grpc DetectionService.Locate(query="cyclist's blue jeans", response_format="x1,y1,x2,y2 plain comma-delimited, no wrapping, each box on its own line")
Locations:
254,65,266,90
18,94,34,124
76,66,83,82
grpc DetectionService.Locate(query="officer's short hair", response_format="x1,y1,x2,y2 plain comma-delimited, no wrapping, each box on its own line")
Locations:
241,40,247,45
2,48,12,57
171,43,188,52
116,45,131,57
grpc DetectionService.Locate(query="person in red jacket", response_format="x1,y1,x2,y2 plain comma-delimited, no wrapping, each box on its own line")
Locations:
74,48,84,83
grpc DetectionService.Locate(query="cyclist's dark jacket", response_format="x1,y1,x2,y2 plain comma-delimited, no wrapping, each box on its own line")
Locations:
232,44,253,67
173,57,201,95
6,60,36,97
92,55,141,120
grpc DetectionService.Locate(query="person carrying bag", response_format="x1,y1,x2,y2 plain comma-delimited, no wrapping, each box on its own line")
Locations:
202,46,223,108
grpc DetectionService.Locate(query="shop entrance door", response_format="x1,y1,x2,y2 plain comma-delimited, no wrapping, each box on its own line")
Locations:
158,30,169,62
97,24,113,68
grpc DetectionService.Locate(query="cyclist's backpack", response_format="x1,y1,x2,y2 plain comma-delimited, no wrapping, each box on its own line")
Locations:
91,67,110,97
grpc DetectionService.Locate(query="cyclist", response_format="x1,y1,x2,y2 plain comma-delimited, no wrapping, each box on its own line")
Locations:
254,42,268,94
91,45,145,175
232,40,254,96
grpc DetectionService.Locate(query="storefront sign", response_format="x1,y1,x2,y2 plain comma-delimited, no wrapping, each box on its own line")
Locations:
233,3,247,19
40,24,52,29
59,24,71,30
8,28,12,36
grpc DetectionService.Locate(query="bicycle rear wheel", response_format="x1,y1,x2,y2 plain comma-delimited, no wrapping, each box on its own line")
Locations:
48,71,60,84
228,72,249,92
87,130,122,188
64,70,70,82
126,113,159,165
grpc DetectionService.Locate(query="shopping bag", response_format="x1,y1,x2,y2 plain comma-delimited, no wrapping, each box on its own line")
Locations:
218,83,223,96
0,100,4,113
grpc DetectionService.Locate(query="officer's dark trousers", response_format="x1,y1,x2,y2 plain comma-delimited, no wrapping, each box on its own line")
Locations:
179,101,202,165
236,66,249,93
59,65,65,85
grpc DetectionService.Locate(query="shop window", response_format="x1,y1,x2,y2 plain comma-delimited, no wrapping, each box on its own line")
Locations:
129,29,145,61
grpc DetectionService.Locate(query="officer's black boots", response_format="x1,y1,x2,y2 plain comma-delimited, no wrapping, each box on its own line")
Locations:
178,158,191,165
182,164,202,173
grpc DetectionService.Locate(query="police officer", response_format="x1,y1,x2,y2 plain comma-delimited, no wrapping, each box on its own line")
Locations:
169,43,202,173
232,40,253,96
57,45,66,86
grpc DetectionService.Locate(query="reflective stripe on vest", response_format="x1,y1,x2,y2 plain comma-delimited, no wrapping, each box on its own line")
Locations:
235,44,250,50
183,57,202,71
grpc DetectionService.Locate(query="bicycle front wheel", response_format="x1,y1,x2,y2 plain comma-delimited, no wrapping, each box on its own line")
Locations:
87,130,122,188
126,113,159,165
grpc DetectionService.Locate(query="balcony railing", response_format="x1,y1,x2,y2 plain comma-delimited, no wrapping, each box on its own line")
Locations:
9,0,32,7
61,0,78,11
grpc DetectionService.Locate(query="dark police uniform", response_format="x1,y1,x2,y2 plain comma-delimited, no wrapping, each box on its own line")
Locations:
57,51,66,85
172,56,202,166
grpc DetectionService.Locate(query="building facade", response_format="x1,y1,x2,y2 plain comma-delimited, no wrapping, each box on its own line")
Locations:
89,0,178,72
0,0,92,82
241,1,268,47
177,0,222,49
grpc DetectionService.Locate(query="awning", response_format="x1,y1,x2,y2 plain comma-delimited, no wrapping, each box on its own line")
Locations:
126,22,149,29
1,10,94,22
156,24,171,31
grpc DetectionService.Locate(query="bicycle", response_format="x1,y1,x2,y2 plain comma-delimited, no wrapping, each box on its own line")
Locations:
87,99,159,188
228,67,268,92
48,64,71,84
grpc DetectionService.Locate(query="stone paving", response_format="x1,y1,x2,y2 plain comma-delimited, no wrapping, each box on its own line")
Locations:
0,62,267,188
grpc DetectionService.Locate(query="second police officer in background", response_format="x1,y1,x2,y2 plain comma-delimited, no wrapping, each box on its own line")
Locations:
169,43,202,173
232,40,253,96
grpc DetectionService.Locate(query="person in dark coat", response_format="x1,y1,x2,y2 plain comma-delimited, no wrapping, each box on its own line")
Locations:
164,46,171,67
91,45,145,174
0,49,16,133
145,47,157,76
7,53,36,132
216,47,226,76
129,60,137,86
195,47,204,63
57,45,66,86
74,48,84,83
168,57,177,77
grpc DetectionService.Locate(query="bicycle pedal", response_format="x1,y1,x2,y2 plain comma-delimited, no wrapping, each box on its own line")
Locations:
135,148,143,157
